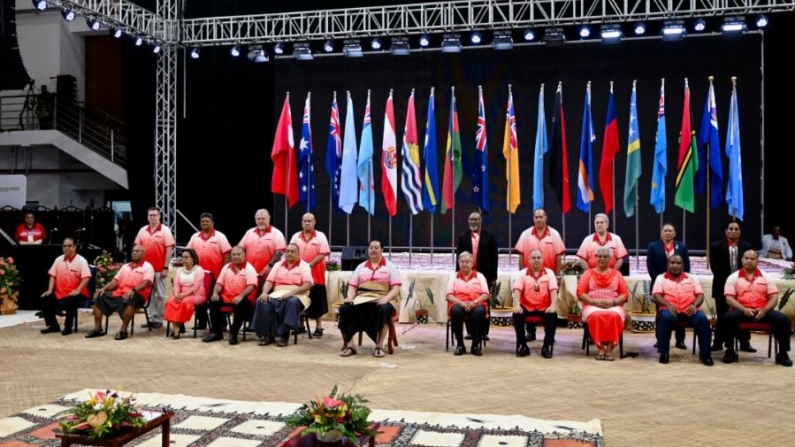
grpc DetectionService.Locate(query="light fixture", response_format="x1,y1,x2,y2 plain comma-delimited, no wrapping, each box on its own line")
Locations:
152,42,162,54
419,34,430,47
693,18,706,32
31,0,47,11
470,31,482,44
274,43,284,55
543,28,566,46
756,14,769,28
190,47,200,59
662,20,686,40
370,37,382,50
134,35,144,46
86,17,101,31
230,45,241,57
578,25,591,38
634,22,646,35
721,16,747,34
523,28,535,41
343,39,363,57
492,30,513,50
390,37,410,55
323,40,334,53
61,9,76,22
441,34,462,53
600,24,622,42
293,42,313,60
109,26,123,38
247,45,269,62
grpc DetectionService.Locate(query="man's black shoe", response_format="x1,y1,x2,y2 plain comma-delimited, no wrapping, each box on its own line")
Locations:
739,344,757,353
61,328,73,336
40,326,61,334
464,334,473,340
483,335,490,341
775,353,793,367
114,330,128,340
710,343,724,352
202,333,223,343
722,351,738,364
659,352,670,364
675,341,687,350
454,345,466,356
526,332,536,342
702,356,714,366
516,345,530,357
541,346,553,359
229,334,239,345
85,329,105,338
471,346,482,356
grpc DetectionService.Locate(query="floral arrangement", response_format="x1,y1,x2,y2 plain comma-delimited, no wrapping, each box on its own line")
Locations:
94,252,122,289
0,256,21,294
59,390,146,439
326,258,341,272
783,267,795,280
284,385,375,446
560,258,584,275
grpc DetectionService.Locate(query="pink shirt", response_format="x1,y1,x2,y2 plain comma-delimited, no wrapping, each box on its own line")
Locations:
112,261,155,300
134,224,176,271
470,232,480,270
512,267,559,311
186,230,232,280
514,226,566,273
724,269,778,310
174,267,207,306
266,259,314,287
238,226,287,273
290,230,330,285
576,232,628,269
216,262,259,304
652,272,703,312
48,254,91,298
349,258,402,288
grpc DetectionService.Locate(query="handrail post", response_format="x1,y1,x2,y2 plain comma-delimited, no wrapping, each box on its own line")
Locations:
52,96,58,130
111,129,115,162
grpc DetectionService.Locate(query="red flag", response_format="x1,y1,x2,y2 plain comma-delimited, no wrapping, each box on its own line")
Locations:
271,94,299,207
598,88,619,214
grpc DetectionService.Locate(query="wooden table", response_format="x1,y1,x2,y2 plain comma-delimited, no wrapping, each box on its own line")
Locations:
280,423,381,447
55,411,174,447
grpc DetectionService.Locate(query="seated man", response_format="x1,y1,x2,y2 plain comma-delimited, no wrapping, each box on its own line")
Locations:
722,250,792,367
203,246,258,345
39,237,91,336
652,255,714,366
339,240,401,358
86,245,154,340
445,251,489,356
760,226,792,261
16,211,47,245
512,249,559,359
251,243,312,347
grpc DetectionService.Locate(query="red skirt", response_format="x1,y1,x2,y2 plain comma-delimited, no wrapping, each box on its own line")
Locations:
586,311,623,349
164,296,195,323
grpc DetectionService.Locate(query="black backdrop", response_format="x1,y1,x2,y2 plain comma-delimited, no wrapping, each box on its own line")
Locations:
120,4,795,253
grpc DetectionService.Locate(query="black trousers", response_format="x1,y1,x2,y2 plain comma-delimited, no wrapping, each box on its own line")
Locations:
41,295,77,329
450,304,486,346
724,309,791,353
513,309,557,347
209,299,253,337
714,297,750,347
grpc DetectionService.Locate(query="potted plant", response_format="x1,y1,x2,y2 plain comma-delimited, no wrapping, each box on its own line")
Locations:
94,252,122,291
284,385,375,446
488,282,513,326
326,259,341,272
59,390,146,439
567,302,584,328
560,258,585,276
333,281,348,322
628,280,656,333
402,280,433,323
0,256,21,315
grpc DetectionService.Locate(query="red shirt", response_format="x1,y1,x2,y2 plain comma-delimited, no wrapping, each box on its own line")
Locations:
48,254,91,298
238,226,287,273
576,232,628,269
112,261,155,300
134,224,176,270
15,223,46,243
446,270,489,315
216,262,259,304
651,272,703,312
290,230,330,285
186,230,232,280
512,267,559,311
724,269,778,310
514,226,566,273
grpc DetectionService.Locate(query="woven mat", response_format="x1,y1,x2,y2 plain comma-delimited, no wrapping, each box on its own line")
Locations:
0,389,603,447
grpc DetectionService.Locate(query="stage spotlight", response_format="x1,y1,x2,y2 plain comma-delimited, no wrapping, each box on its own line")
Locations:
390,37,410,55
470,31,482,44
634,22,646,35
323,40,334,53
600,24,622,42
756,14,769,28
579,25,591,39
152,42,162,54
86,17,101,31
134,35,144,46
230,45,241,57
190,47,200,59
441,34,462,53
492,30,513,50
293,43,313,60
523,28,535,41
662,20,686,40
61,9,76,22
371,37,382,50
721,16,746,34
247,45,269,62
109,26,123,38
693,18,706,32
419,34,430,47
343,40,363,57
543,28,566,46
31,0,47,11
274,43,285,55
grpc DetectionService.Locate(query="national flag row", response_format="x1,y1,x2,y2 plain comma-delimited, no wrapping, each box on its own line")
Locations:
270,79,745,221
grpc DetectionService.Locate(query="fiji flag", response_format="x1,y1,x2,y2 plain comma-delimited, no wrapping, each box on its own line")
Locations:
472,86,490,213
697,80,724,209
325,93,343,213
298,93,315,211
576,83,595,213
725,81,744,220
422,88,439,213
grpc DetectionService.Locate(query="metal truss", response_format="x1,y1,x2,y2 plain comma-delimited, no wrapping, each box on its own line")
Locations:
45,0,163,40
179,0,795,45
154,0,178,238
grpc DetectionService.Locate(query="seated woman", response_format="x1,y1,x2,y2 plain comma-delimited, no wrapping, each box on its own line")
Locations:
164,249,206,339
339,240,402,358
445,251,489,356
576,213,628,270
577,247,628,361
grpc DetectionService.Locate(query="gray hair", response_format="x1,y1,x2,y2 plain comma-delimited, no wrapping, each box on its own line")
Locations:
596,247,611,256
594,213,609,226
255,209,270,218
458,251,474,261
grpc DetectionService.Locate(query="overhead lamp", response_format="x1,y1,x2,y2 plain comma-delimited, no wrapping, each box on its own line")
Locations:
492,30,513,50
152,42,162,54
470,31,482,44
634,22,646,35
693,18,706,32
578,25,591,39
441,34,462,53
323,40,334,53
600,24,622,42
61,9,76,22
247,45,269,62
31,0,47,11
523,28,536,41
390,37,410,55
543,28,566,46
86,17,101,31
662,20,686,40
109,26,123,38
190,47,200,59
419,34,430,47
343,39,363,57
230,45,241,57
293,42,313,60
274,43,285,55
370,37,382,50
134,35,144,46
756,14,769,28
721,16,747,34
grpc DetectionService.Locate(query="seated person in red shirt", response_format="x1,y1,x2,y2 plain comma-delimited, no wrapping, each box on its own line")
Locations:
39,237,91,335
512,249,559,359
86,245,155,340
722,250,792,367
203,246,258,345
652,255,714,366
16,211,47,245
445,251,489,356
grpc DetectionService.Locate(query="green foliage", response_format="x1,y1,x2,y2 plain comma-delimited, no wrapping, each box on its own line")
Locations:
568,301,582,316
402,280,416,311
0,256,21,294
339,281,349,299
779,288,794,311
59,390,146,439
326,259,341,272
283,385,375,446
94,252,122,289
632,280,653,314
489,282,502,308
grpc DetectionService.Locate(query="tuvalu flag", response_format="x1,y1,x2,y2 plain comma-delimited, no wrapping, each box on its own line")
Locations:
339,92,358,214
271,93,299,208
725,79,744,221
381,91,398,217
598,84,620,215
503,86,520,213
441,87,463,214
674,79,699,213
357,91,375,216
548,82,571,213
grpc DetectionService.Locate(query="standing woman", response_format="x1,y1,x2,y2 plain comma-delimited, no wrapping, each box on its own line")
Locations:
576,213,627,270
164,249,206,339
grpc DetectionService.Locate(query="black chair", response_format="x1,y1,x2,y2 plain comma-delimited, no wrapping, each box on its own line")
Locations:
291,309,314,344
104,296,152,336
582,321,624,357
445,314,488,351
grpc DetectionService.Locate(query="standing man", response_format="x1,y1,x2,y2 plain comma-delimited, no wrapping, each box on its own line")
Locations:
39,237,91,335
203,246,258,345
456,211,498,341
646,222,691,349
134,207,175,329
721,250,792,367
239,209,287,282
290,213,330,337
15,211,47,245
760,225,792,261
186,212,232,329
710,221,753,352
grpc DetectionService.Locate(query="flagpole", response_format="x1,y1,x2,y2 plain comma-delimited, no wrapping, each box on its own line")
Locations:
306,92,312,212
430,214,434,264
409,216,413,265
681,78,689,246
731,76,738,222
388,217,392,260
346,215,350,246
610,81,616,227
705,76,714,266
507,84,513,267
635,187,639,271
328,91,336,248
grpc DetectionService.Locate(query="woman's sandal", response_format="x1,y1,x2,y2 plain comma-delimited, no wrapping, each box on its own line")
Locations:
595,354,606,361
258,336,272,346
604,354,615,361
312,328,324,337
373,347,385,358
340,347,357,357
